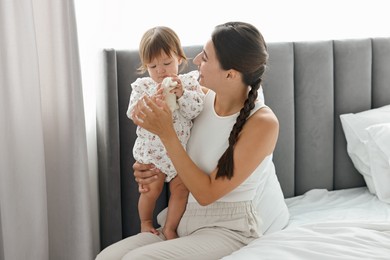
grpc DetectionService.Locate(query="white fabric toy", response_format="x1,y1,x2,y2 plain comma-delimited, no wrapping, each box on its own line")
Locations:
162,77,179,112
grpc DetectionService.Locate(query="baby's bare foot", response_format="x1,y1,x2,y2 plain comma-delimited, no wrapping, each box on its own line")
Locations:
162,227,178,240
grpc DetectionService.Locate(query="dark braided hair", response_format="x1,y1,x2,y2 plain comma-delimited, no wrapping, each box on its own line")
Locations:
213,22,269,179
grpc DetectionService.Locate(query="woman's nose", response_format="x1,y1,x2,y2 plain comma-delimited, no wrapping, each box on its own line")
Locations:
193,54,200,65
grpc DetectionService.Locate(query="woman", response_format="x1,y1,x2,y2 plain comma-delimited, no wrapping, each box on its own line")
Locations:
96,21,288,260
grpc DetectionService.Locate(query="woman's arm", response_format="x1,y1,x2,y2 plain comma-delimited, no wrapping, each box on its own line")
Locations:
133,95,278,205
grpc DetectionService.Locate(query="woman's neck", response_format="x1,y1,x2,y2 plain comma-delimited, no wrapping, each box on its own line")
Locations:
213,88,247,116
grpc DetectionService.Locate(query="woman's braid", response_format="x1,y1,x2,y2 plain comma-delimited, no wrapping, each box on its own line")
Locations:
216,78,262,179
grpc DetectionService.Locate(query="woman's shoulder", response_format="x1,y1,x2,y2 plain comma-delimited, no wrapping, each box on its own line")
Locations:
247,107,279,134
240,107,279,157
253,106,278,122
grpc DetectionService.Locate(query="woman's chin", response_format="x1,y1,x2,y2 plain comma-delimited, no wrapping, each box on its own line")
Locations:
197,77,204,85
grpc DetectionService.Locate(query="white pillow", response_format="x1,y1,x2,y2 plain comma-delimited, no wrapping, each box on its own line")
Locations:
340,105,390,199
366,123,390,203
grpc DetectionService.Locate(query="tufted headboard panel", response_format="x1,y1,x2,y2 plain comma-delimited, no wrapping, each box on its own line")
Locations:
97,38,390,249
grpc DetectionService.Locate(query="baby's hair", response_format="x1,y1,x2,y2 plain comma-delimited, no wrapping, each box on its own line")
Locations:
137,26,187,74
212,21,269,180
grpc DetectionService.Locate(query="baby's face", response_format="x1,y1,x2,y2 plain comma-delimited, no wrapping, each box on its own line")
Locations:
146,50,181,83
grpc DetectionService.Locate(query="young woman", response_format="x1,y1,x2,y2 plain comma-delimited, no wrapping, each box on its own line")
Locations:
96,21,288,260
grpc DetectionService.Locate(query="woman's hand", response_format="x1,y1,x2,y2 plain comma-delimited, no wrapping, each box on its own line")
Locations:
132,94,176,140
133,162,164,192
153,85,164,99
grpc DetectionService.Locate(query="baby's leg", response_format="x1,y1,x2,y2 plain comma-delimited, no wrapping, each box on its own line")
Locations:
138,173,165,235
163,176,189,239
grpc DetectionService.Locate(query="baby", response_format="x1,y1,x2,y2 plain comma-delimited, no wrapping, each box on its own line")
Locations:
127,26,204,239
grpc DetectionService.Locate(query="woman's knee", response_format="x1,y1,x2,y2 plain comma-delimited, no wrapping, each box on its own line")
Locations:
96,233,163,260
122,248,153,260
122,244,176,260
95,246,125,260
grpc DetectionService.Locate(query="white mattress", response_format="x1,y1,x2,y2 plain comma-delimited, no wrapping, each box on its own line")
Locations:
223,187,390,259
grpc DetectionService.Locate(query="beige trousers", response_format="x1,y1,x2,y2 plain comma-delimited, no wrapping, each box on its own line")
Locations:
95,201,261,260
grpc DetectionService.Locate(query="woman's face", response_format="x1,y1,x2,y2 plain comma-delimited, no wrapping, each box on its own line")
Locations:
193,40,225,90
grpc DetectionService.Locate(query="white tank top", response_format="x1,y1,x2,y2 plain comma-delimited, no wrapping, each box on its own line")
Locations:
187,90,273,202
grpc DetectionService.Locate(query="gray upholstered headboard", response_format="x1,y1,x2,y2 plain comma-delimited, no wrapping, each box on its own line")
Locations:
97,38,390,249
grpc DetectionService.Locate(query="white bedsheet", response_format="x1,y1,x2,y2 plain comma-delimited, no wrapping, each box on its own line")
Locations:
223,187,390,260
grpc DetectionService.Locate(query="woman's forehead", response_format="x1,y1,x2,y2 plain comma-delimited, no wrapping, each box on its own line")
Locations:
203,40,214,57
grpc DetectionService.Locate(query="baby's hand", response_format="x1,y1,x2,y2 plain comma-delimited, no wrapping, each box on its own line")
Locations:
169,76,184,98
161,77,181,112
162,76,183,98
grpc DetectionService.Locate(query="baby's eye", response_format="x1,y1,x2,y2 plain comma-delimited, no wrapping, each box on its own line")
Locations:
148,64,157,69
164,62,172,66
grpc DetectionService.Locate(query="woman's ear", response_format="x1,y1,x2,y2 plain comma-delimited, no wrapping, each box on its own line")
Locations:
226,69,238,79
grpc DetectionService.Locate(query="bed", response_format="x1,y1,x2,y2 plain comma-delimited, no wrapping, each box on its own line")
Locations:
225,187,390,259
97,37,390,259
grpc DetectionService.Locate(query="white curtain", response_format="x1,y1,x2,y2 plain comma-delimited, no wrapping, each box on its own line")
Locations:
0,0,94,259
